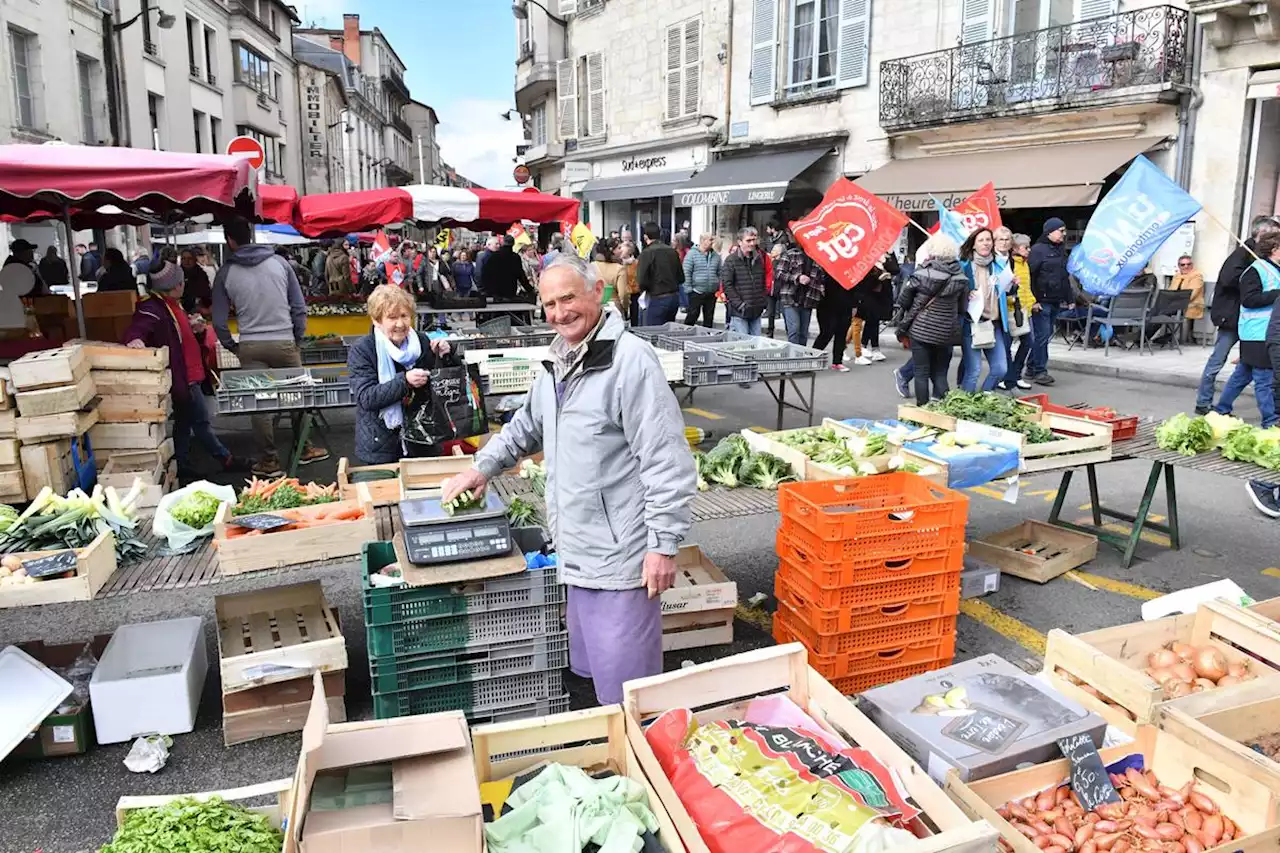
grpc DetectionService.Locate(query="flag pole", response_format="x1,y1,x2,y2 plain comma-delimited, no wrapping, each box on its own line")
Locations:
1198,210,1262,263
907,219,932,239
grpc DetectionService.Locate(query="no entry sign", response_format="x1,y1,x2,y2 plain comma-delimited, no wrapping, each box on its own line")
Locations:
226,135,265,170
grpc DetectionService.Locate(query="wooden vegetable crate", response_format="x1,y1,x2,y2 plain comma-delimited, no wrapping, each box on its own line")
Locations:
77,342,169,372
116,778,293,831
1158,674,1280,795
336,457,400,506
897,405,1113,473
222,670,347,748
1042,600,1280,735
100,454,175,510
967,520,1098,583
471,705,684,852
398,453,475,501
211,483,376,576
215,580,348,692
623,644,1000,853
0,531,117,609
660,546,736,652
739,420,941,483
9,346,89,391
944,724,1280,853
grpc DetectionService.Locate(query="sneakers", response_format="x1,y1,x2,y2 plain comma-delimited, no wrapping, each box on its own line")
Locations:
853,355,874,366
1032,372,1056,386
830,364,850,372
299,444,331,465
868,349,887,362
893,368,910,399
996,380,1013,391
1246,481,1280,519
251,456,285,478
1016,378,1033,390
1194,406,1210,416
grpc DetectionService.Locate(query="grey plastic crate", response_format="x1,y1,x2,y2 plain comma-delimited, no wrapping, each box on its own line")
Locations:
631,323,726,351
372,668,564,719
511,326,557,346
300,341,349,365
467,694,570,726
682,350,760,386
307,366,353,408
478,315,513,335
733,342,830,375
216,368,312,414
368,632,569,693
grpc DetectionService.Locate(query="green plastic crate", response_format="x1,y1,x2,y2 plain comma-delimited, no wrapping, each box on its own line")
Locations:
366,602,564,657
367,632,569,693
372,669,564,719
362,555,563,626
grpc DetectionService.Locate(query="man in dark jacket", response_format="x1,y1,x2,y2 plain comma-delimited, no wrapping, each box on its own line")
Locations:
479,235,532,303
1025,217,1070,386
1197,215,1280,414
720,226,768,336
635,221,684,325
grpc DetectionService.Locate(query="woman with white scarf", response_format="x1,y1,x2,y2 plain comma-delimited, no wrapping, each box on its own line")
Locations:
958,227,1010,393
348,285,453,464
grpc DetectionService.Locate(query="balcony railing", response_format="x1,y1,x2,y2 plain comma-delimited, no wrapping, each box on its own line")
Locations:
382,66,410,99
390,114,412,139
879,4,1188,131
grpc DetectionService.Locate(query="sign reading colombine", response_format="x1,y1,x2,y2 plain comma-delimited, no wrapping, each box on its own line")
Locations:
789,178,910,290
1067,155,1202,297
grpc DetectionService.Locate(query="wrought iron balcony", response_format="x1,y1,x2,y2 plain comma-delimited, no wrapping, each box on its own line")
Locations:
390,114,413,140
879,5,1189,131
382,66,410,100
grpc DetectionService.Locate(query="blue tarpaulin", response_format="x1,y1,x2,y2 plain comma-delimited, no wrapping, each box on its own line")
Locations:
839,418,1020,489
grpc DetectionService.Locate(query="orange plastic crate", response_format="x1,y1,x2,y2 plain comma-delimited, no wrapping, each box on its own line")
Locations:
775,572,959,635
777,551,961,606
774,612,956,681
777,529,964,585
777,474,968,543
774,599,957,656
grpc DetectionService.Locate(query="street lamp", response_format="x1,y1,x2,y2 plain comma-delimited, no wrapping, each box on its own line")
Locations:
112,4,176,33
511,0,567,27
102,2,175,147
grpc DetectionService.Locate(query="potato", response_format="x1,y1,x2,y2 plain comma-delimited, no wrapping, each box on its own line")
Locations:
1,554,22,572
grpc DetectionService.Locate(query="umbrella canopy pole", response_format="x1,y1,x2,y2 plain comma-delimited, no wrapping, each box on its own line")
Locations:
62,205,87,340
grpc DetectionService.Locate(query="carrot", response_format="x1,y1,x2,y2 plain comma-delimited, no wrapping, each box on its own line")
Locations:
331,508,365,521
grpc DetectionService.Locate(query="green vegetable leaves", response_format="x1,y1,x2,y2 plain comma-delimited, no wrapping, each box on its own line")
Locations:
101,796,283,853
1221,424,1280,470
169,491,225,529
920,391,1056,443
1155,413,1216,457
506,496,543,527
693,436,796,490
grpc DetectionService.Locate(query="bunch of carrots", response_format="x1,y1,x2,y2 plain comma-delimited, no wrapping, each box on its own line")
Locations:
219,502,367,539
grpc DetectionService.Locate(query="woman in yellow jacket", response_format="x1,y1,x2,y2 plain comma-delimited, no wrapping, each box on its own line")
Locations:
994,228,1037,391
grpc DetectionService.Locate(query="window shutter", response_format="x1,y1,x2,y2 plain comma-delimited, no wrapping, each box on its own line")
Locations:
836,0,871,89
586,51,606,137
1075,0,1117,20
558,0,577,15
556,57,577,139
749,0,777,106
960,0,993,45
664,24,683,121
683,18,701,117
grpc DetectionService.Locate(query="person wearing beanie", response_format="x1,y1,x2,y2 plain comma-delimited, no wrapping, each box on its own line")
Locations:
123,260,238,479
1025,216,1070,385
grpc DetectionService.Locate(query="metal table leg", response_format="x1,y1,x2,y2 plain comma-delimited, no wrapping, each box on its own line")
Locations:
758,373,817,431
1046,461,1177,569
287,411,313,477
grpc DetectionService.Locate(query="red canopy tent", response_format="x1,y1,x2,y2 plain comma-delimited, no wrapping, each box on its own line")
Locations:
295,184,580,237
258,183,298,226
0,144,259,337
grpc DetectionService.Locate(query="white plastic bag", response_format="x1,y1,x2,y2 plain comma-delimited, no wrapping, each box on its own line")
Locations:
152,480,237,550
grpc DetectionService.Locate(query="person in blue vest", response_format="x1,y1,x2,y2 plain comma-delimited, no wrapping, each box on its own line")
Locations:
1233,231,1280,517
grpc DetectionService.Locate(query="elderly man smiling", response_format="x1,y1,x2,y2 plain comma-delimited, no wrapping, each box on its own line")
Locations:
443,253,695,704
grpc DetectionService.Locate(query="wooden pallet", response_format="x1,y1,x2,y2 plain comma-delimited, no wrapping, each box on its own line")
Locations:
9,346,89,391
1042,600,1280,735
116,778,293,830
336,457,401,506
91,368,172,397
945,724,1280,853
222,670,347,747
212,484,375,576
97,393,172,423
471,705,684,852
15,373,96,417
215,580,348,692
89,420,170,450
77,342,169,371
967,520,1097,583
0,531,117,609
623,645,1000,853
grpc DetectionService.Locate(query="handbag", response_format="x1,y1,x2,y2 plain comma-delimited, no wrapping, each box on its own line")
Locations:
971,318,996,350
402,360,488,449
1010,298,1031,338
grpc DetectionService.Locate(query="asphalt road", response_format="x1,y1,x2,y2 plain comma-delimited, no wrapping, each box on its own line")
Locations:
3,353,1279,853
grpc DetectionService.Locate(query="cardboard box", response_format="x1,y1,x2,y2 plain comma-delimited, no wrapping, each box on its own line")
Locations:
660,545,736,615
857,654,1107,783
12,634,112,758
960,557,1001,599
284,672,482,853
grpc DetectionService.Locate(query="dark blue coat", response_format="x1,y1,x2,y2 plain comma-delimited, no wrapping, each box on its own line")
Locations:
1028,231,1071,306
348,330,444,464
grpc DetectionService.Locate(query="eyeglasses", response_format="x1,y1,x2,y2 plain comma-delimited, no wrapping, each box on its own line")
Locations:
1178,261,1193,267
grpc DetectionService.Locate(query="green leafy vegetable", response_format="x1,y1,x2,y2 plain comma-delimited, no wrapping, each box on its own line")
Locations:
443,489,485,516
694,436,796,490
1221,425,1280,470
506,496,543,527
918,391,1056,443
518,459,546,496
169,491,224,529
1155,413,1216,457
100,796,283,853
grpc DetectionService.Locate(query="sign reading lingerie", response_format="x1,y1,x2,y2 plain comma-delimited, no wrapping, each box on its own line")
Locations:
789,179,910,290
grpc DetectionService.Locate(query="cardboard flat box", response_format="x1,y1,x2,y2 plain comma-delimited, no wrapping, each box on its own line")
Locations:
857,654,1107,783
660,545,736,615
284,673,482,853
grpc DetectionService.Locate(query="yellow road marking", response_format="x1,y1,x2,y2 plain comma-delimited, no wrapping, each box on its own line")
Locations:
960,599,1047,657
1263,568,1280,580
1074,503,1165,523
682,407,723,420
1025,488,1059,502
746,425,770,433
1073,517,1171,547
967,485,1008,500
1069,572,1163,601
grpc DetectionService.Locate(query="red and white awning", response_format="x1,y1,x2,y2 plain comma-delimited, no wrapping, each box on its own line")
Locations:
296,184,580,237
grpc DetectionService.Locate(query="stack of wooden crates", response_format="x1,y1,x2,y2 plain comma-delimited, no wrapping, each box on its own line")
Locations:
83,343,175,508
0,371,20,503
10,346,99,499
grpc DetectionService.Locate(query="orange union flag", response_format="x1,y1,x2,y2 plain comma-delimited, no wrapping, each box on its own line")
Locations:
789,179,910,290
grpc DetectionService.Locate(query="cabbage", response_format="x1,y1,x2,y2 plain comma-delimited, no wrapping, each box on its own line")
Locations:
1155,413,1215,457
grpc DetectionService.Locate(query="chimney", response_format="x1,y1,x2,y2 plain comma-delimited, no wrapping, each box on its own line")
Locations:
342,14,361,65
328,36,342,53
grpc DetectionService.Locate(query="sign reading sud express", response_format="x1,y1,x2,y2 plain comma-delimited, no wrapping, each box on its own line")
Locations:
789,179,910,290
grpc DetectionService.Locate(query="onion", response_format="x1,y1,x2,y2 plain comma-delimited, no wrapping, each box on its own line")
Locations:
1192,648,1228,682
1149,649,1180,669
1148,667,1178,686
1227,660,1249,678
1215,675,1242,688
1171,642,1196,662
1169,662,1197,684
1165,680,1193,699
1193,678,1217,692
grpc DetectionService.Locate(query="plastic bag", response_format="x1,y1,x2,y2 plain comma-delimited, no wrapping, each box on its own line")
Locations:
124,734,173,773
55,641,98,711
152,480,237,550
403,362,488,449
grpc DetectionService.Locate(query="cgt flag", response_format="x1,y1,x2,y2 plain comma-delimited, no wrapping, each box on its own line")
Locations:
928,183,1003,238
1068,155,1202,297
371,230,394,265
790,178,910,290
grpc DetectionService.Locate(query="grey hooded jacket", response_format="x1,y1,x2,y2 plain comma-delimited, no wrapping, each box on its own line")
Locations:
211,244,307,352
473,308,695,590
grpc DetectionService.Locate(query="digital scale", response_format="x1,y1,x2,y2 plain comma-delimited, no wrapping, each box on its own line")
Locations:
399,491,513,566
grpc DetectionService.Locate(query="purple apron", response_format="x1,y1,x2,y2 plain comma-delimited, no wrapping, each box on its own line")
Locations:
566,585,663,705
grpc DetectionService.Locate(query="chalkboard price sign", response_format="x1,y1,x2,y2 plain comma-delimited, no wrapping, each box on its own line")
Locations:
22,550,78,579
228,513,295,531
942,705,1028,755
1057,733,1121,812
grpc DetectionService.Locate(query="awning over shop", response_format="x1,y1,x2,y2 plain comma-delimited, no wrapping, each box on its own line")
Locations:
581,171,694,202
854,136,1165,213
1247,68,1280,100
671,147,831,207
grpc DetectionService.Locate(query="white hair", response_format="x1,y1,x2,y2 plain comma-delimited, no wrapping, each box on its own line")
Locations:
486,236,501,250
543,252,599,289
921,233,958,261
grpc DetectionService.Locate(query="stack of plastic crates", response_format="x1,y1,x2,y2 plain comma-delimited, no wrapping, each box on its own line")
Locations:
772,473,967,695
361,533,569,724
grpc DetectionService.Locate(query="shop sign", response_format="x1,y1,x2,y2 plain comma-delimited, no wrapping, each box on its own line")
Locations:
674,186,786,207
596,145,704,179
562,161,592,183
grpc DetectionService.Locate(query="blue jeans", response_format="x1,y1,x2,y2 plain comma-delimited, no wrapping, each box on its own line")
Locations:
1029,304,1061,376
175,382,229,470
962,323,1009,392
781,305,812,345
1215,362,1277,427
1196,329,1239,410
729,315,763,336
1003,329,1033,386
644,292,680,326
958,319,975,390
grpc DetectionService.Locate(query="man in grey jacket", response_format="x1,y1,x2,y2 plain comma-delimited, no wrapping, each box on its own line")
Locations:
212,216,328,477
443,253,695,704
682,233,722,328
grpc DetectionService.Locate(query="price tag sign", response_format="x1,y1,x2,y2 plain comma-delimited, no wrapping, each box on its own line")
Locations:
1057,733,1121,812
22,550,78,579
228,513,295,531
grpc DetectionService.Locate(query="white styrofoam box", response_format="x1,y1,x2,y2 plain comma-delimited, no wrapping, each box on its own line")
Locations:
90,617,207,744
0,645,73,761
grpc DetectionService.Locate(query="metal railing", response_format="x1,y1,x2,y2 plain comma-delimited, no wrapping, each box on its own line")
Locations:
382,66,409,99
879,4,1188,130
390,114,412,139
144,40,159,57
